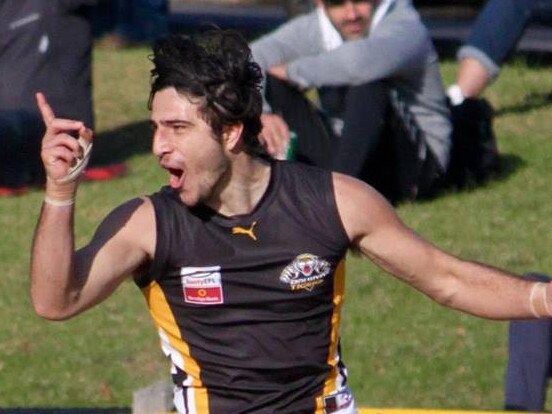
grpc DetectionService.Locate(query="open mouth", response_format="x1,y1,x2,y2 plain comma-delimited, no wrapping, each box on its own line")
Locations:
167,167,184,189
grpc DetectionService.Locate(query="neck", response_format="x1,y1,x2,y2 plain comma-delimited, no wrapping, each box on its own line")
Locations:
206,154,271,217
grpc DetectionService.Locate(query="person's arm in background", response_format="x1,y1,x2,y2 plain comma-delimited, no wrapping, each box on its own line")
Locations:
251,12,322,158
251,12,321,79
284,10,431,88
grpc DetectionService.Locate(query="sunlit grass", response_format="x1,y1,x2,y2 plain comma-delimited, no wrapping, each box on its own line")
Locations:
1,49,551,409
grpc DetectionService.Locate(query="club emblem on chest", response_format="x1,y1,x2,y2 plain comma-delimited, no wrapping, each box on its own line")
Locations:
280,253,331,291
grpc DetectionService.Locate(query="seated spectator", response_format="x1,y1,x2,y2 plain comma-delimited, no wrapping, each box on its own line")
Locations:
251,0,453,203
443,0,552,190
448,0,552,103
0,0,127,197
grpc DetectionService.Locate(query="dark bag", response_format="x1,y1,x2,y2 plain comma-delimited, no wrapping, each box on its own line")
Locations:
446,97,501,188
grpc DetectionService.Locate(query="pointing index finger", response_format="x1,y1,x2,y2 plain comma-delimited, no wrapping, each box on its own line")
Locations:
36,92,56,125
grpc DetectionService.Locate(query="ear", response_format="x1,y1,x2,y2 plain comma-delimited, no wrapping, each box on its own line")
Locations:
222,123,244,151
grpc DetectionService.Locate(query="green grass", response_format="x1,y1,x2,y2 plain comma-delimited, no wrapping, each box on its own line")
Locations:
1,48,552,409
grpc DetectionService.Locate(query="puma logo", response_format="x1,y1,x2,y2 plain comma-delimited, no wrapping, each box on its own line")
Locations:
232,221,258,241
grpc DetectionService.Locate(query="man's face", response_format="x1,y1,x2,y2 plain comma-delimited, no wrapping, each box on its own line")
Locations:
151,87,230,207
322,0,377,41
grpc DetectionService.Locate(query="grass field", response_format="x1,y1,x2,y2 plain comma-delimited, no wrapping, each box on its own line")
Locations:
1,44,551,410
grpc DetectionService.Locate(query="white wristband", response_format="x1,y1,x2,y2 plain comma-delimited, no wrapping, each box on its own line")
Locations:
529,283,541,318
44,196,75,207
529,282,552,318
542,284,552,317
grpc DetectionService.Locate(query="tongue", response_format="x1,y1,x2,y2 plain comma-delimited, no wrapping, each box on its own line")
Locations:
169,174,181,189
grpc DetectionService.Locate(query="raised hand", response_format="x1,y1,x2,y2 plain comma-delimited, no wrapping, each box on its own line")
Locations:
36,92,94,184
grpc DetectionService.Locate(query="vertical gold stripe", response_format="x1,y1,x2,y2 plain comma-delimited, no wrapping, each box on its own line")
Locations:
316,258,347,413
143,281,210,413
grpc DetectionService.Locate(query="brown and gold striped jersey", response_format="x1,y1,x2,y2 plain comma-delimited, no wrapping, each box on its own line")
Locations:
137,161,356,414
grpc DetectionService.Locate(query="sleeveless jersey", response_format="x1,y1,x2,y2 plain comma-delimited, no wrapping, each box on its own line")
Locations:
136,161,354,414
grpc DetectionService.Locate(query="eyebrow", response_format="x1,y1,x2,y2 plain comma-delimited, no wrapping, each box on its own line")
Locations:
151,119,194,127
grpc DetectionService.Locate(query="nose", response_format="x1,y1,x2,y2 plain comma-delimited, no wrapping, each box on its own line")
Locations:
343,1,359,19
152,126,172,157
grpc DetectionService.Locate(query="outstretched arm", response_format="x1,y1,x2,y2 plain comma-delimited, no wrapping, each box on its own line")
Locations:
334,173,551,320
30,93,154,320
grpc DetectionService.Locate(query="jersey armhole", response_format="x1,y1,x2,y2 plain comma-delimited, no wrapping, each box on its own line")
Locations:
327,174,352,249
134,193,169,288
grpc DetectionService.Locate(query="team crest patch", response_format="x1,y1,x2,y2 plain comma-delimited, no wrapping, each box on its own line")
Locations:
280,253,331,291
181,266,224,305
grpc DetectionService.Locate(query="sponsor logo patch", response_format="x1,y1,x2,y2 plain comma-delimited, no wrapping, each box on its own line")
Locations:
181,266,223,305
280,253,331,291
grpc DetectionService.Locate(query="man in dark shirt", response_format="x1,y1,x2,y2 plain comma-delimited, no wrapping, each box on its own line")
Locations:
30,29,552,413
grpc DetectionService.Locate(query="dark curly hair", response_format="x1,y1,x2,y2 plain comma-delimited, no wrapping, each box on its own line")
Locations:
149,29,265,156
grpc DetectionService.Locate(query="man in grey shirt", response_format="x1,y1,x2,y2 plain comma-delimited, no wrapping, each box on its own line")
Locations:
251,0,452,202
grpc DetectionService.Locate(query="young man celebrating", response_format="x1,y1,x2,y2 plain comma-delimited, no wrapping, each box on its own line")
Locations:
31,30,552,414
251,0,452,202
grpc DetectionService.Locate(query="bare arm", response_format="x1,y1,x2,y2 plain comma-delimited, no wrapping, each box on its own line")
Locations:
29,94,154,320
30,197,154,320
334,173,550,320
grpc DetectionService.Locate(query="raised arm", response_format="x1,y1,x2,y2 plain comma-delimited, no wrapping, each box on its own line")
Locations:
30,93,154,320
333,173,551,320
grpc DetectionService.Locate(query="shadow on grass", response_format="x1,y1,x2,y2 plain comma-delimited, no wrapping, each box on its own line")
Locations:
413,152,526,205
495,91,552,117
88,120,526,203
494,152,526,181
447,152,525,197
89,120,152,166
